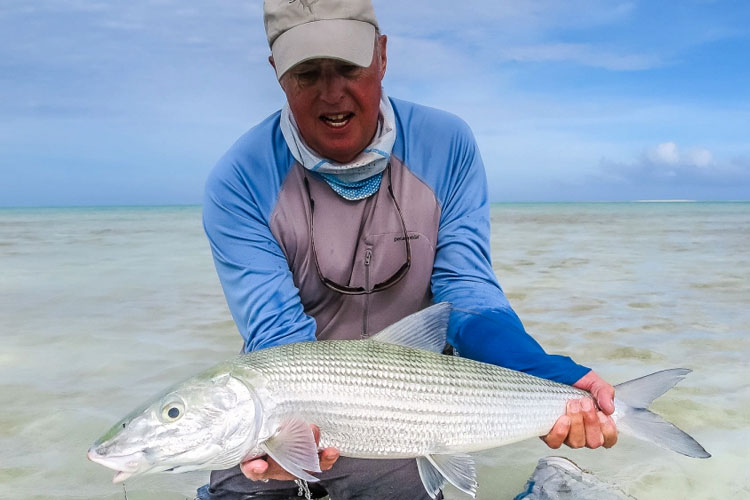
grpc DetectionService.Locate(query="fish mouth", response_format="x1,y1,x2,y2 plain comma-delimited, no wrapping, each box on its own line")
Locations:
87,446,147,483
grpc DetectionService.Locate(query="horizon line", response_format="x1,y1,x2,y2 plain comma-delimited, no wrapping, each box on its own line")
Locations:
2,200,749,210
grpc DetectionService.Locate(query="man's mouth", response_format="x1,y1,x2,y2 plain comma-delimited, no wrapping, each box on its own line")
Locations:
320,113,353,128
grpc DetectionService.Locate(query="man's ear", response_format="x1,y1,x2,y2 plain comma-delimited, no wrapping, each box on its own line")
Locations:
378,35,388,80
269,55,284,84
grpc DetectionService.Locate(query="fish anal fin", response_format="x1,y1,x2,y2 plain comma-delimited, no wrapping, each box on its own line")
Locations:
371,303,451,353
416,456,445,499
261,417,321,482
417,453,477,498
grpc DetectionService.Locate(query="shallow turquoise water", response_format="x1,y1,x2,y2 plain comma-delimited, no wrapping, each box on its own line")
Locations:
0,203,747,499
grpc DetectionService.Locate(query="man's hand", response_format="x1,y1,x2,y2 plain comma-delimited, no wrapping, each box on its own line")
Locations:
240,425,340,482
542,370,618,450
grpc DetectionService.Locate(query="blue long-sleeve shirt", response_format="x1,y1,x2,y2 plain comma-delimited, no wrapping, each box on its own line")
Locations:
203,97,590,385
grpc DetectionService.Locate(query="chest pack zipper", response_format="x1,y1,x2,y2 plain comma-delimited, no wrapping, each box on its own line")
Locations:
362,248,372,337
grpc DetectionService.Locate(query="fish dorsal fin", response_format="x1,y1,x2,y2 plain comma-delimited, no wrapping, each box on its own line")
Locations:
417,453,477,498
261,418,321,482
371,302,451,353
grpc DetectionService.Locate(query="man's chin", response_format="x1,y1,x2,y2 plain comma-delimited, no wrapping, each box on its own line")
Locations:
313,139,368,165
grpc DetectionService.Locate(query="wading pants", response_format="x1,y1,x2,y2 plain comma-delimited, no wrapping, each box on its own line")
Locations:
199,457,442,500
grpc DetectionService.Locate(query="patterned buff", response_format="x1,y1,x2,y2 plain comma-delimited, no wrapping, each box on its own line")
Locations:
280,92,396,200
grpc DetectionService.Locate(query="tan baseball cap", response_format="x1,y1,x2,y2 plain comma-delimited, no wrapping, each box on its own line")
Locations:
264,0,379,79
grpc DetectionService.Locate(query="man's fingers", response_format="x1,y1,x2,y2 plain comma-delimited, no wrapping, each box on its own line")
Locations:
564,400,586,448
312,425,340,471
580,398,604,448
599,412,618,448
319,447,340,471
542,415,571,449
241,455,306,481
241,428,340,480
242,450,338,480
240,457,270,481
312,425,321,444
592,384,616,415
573,371,616,416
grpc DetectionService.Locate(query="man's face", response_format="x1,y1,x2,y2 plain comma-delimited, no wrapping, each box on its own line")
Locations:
276,35,387,164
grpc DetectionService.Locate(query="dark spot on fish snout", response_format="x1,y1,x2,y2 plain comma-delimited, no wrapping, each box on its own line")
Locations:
122,422,126,428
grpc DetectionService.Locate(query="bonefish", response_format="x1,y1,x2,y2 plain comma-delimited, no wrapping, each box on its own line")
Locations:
88,303,709,498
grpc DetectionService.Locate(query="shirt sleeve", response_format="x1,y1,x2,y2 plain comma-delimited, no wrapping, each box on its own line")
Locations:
430,119,590,385
202,153,316,353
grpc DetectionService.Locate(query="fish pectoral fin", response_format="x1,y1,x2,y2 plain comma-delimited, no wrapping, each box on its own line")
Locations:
371,302,451,353
417,453,477,498
261,417,321,482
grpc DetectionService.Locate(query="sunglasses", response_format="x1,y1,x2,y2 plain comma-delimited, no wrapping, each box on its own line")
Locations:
303,163,411,295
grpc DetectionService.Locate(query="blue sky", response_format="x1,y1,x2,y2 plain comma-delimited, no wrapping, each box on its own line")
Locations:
1,0,749,206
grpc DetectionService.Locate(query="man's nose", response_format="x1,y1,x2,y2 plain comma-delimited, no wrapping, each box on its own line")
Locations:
319,70,347,103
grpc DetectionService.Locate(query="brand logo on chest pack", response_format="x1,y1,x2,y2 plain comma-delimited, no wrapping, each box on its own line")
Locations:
394,234,420,243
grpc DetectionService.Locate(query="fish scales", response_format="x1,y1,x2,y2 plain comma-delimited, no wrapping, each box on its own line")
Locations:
235,339,587,457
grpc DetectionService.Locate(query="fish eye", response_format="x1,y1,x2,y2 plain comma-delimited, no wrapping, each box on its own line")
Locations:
160,400,185,423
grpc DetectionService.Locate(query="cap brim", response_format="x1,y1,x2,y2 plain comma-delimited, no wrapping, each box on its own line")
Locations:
272,19,376,79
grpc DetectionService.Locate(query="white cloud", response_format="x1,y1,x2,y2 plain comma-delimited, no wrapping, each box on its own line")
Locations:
600,142,748,187
647,142,715,168
647,142,680,165
687,147,714,168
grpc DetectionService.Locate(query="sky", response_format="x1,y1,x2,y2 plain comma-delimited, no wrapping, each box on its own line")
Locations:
1,0,749,206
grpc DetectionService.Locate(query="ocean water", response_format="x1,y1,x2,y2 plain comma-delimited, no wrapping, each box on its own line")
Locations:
0,203,747,500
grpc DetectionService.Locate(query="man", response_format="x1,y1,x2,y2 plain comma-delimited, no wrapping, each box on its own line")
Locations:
200,1,617,498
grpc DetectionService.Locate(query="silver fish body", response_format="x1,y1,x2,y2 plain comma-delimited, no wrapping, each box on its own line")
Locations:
245,338,586,458
88,303,709,498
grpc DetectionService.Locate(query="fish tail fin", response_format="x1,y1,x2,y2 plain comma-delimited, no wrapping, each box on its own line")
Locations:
614,368,710,458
